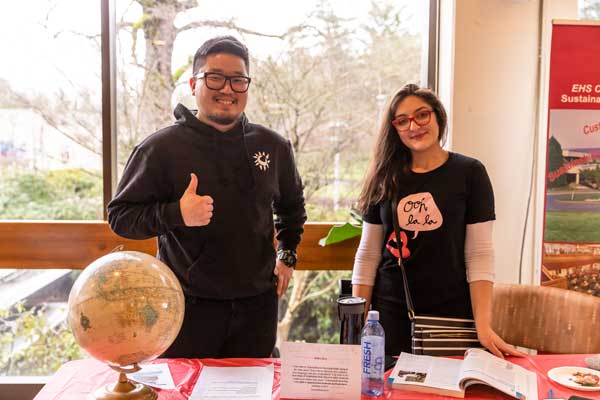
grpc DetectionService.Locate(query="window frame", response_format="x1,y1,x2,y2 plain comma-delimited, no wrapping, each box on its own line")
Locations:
101,0,117,219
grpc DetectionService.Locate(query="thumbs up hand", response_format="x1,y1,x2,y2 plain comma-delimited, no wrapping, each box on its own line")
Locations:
179,173,214,227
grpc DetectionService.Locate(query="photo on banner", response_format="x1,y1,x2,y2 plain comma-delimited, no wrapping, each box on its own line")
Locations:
541,21,600,297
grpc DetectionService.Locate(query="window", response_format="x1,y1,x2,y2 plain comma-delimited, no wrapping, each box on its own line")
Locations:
0,0,100,376
579,0,600,19
0,1,102,220
0,0,433,381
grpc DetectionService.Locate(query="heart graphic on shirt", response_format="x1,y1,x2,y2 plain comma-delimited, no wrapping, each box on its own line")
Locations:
397,192,443,239
386,230,411,259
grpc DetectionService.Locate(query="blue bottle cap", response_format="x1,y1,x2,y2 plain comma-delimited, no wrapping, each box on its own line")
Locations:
367,310,379,321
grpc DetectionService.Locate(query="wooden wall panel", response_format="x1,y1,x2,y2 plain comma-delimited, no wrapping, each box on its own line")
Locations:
0,221,357,271
0,221,155,269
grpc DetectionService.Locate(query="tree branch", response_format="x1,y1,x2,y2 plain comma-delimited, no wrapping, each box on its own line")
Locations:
177,19,317,39
177,19,283,37
289,271,339,312
10,91,101,157
117,21,134,30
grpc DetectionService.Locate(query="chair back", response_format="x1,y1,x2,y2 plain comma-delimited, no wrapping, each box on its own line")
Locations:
492,283,600,353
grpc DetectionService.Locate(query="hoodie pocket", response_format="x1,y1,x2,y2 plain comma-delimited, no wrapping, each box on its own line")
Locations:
160,230,208,281
183,239,210,281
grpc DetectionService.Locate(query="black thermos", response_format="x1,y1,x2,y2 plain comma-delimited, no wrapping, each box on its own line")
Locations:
337,296,366,345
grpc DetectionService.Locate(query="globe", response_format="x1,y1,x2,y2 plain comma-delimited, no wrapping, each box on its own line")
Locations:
67,250,185,368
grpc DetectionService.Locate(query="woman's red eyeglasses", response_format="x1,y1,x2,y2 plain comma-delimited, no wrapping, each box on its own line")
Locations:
392,110,433,131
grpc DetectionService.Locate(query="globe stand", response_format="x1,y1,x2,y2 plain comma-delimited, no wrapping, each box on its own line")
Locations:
92,363,157,400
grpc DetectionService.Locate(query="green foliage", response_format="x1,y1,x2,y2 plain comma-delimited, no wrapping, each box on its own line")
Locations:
172,56,192,83
580,165,600,189
319,223,362,246
0,304,85,376
132,13,151,30
545,211,600,242
285,270,352,344
319,207,363,245
547,136,567,188
0,167,102,219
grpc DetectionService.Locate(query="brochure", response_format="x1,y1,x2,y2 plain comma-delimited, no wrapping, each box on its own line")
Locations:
388,348,537,399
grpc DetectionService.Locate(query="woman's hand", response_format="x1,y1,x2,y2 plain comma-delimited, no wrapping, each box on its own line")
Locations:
469,281,526,359
477,325,526,359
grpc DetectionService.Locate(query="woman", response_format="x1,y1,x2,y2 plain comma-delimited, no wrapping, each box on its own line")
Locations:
351,83,523,359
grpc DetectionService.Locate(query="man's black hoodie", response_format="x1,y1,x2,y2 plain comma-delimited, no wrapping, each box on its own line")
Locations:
107,104,306,299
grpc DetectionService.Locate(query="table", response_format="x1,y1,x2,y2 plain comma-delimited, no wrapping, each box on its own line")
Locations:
34,354,599,399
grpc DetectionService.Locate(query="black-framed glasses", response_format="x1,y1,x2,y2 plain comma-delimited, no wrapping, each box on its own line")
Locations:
195,72,252,93
392,109,433,131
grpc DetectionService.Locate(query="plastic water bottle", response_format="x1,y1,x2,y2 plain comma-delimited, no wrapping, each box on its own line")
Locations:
361,310,385,396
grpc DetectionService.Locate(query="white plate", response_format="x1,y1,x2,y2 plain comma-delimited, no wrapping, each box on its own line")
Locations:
547,366,600,391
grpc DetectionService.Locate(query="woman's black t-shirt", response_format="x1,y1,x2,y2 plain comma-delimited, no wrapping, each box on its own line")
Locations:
363,152,495,317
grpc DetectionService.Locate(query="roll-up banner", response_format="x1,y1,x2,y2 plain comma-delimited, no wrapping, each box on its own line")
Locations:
541,20,600,298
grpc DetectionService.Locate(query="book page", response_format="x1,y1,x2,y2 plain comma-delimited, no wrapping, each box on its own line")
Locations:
390,352,463,392
459,349,537,400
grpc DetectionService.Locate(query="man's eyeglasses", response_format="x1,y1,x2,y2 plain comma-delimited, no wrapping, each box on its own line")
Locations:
392,109,433,131
195,72,251,93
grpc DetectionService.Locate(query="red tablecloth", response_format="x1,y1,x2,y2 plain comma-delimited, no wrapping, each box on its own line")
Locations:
34,354,600,399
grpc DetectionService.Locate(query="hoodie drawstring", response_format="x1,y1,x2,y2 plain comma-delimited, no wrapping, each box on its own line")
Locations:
240,116,256,190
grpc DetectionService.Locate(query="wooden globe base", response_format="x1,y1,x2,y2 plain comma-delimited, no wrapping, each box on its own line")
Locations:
93,371,157,400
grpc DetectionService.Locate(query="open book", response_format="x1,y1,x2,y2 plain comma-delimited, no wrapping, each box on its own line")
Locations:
388,348,537,399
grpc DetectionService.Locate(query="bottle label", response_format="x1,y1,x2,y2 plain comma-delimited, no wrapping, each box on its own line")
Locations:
361,336,384,376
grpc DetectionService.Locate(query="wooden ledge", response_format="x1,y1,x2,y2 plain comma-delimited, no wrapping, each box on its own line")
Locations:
0,221,357,271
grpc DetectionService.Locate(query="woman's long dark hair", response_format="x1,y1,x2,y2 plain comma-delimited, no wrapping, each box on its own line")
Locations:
357,84,448,214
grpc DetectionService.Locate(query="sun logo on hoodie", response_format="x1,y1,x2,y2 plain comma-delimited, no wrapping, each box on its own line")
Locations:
253,151,270,171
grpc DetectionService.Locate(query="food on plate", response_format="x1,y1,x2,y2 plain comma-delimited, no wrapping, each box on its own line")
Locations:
571,371,600,387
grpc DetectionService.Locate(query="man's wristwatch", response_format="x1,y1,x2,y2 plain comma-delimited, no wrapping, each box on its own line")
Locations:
277,249,297,269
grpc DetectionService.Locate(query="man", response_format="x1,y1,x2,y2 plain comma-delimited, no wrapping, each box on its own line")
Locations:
107,36,306,358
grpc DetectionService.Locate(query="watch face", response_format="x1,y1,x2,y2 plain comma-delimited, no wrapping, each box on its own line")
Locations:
278,250,297,267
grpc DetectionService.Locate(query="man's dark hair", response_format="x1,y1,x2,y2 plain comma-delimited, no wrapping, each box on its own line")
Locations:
192,36,250,75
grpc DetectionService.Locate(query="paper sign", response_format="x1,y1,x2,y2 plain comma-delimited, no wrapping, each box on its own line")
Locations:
190,364,274,400
280,341,361,400
127,363,176,390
